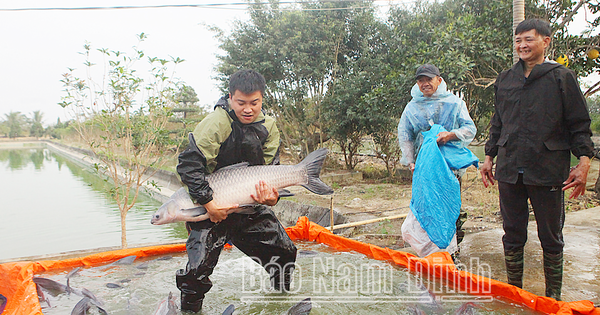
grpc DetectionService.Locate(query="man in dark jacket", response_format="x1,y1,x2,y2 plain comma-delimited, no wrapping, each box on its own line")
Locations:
175,69,297,312
480,19,593,300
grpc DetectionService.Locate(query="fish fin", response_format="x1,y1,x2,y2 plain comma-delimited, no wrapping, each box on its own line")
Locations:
222,304,235,315
187,214,211,222
66,266,81,294
82,288,102,306
181,206,207,217
214,162,250,172
111,255,136,265
298,148,333,195
96,305,108,315
278,189,294,198
66,267,81,279
286,297,312,315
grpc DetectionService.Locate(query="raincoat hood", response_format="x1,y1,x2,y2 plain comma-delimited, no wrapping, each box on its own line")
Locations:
410,78,453,101
397,78,477,166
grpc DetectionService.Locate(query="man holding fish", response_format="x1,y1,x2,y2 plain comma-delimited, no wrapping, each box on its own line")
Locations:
174,69,298,312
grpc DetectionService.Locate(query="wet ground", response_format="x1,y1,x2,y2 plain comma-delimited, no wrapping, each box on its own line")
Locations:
458,206,600,304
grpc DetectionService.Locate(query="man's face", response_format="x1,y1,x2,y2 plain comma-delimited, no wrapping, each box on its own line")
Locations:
416,76,442,97
230,90,263,124
515,29,550,64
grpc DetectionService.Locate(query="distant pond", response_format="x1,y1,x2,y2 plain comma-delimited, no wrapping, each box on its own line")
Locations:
0,144,188,261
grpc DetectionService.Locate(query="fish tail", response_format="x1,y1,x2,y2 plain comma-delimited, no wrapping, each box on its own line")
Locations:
298,148,334,195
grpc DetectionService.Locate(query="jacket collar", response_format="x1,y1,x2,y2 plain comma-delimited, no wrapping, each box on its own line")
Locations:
513,59,562,82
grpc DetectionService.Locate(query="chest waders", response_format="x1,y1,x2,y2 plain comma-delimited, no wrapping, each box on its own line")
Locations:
176,112,296,312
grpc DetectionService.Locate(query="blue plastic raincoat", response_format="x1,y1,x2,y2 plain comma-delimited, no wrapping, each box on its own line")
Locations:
398,79,476,166
410,124,478,249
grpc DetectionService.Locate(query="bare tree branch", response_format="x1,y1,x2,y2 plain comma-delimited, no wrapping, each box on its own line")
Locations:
585,79,600,97
555,0,590,32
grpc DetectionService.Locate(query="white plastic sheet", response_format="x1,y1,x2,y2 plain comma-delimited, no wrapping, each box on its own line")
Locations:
401,210,457,258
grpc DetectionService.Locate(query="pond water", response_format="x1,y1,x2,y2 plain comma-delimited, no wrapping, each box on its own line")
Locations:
0,146,188,261
36,242,542,315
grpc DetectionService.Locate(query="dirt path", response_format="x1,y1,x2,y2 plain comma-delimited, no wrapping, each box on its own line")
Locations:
286,164,600,249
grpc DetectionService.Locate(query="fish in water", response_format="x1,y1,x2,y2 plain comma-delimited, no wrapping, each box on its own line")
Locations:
71,297,108,315
34,266,82,297
153,292,177,315
286,297,312,315
399,281,442,312
81,288,103,306
151,148,333,225
136,261,150,269
112,255,137,265
454,302,485,315
156,255,173,261
0,293,6,314
222,304,235,315
297,250,319,257
65,267,81,292
33,277,73,296
407,305,427,315
106,283,123,289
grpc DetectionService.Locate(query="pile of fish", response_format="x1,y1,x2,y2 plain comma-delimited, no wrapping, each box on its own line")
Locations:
221,298,312,315
32,255,172,315
33,268,107,315
151,148,334,225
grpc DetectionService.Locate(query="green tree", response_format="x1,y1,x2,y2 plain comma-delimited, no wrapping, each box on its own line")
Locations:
381,0,539,140
170,84,206,150
4,111,26,139
321,2,392,170
59,34,182,248
215,0,364,160
536,0,600,97
29,110,45,138
0,121,7,137
175,84,200,108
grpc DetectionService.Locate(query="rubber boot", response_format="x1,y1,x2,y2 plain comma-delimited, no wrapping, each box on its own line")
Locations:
504,247,524,288
270,264,294,292
543,251,563,301
456,209,467,246
176,269,210,313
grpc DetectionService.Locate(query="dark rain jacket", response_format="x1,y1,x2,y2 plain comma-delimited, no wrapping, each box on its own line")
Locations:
177,95,281,205
484,60,594,186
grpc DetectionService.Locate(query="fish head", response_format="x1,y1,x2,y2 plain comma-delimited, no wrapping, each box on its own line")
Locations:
151,200,178,225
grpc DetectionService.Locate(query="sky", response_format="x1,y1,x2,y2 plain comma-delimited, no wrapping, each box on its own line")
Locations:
0,1,597,127
0,0,253,126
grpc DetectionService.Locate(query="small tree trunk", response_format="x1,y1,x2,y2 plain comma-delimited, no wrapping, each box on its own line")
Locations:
121,211,128,249
594,175,600,200
512,0,525,63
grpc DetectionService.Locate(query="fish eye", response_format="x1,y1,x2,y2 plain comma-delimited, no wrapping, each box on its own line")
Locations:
155,214,160,219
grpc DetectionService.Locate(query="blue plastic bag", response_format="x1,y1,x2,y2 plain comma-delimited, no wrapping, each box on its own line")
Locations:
410,124,478,249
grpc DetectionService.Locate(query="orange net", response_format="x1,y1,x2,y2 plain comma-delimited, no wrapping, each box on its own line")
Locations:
0,217,597,315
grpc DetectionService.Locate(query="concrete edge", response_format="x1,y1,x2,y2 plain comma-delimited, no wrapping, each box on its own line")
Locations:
0,239,188,265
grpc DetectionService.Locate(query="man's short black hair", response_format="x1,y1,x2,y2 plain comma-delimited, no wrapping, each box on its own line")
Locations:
515,18,551,37
229,69,266,96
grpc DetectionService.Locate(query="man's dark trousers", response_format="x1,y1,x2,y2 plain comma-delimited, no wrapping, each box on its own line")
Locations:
498,174,564,299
